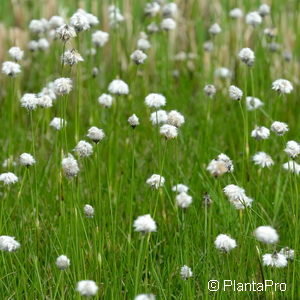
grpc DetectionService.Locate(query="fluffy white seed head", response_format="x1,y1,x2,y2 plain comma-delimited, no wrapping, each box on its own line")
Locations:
135,294,156,300
2,61,21,77
167,110,185,128
56,255,70,270
70,12,90,32
92,30,109,47
146,174,165,189
56,24,77,41
252,152,274,168
251,126,270,140
8,47,24,61
147,22,159,34
76,280,98,297
284,141,300,158
176,192,193,208
279,247,294,260
229,8,243,18
145,93,166,108
209,23,221,35
214,234,237,252
203,41,214,52
238,48,255,66
144,2,160,17
180,265,193,280
258,4,270,17
19,153,36,167
160,124,178,139
214,67,232,79
207,153,234,177
28,40,39,52
61,49,84,66
223,184,253,210
130,50,148,65
84,204,94,218
54,78,73,95
87,127,105,143
62,154,79,178
172,184,189,193
150,110,168,125
254,226,279,244
246,97,264,111
37,94,53,108
137,38,151,51
108,79,129,95
283,161,300,174
229,85,243,100
162,3,178,18
50,117,67,130
29,19,48,34
262,253,287,268
271,121,289,136
161,18,176,31
133,214,157,233
74,141,93,157
272,79,293,94
37,38,50,51
204,84,216,98
246,11,262,27
128,114,140,128
98,93,113,108
20,93,38,111
49,16,65,29
0,236,20,252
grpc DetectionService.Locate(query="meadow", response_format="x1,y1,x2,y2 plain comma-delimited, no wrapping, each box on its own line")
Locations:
0,0,299,299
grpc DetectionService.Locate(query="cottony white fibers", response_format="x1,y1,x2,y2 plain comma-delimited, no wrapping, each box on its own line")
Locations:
283,161,300,174
214,234,237,252
252,152,274,168
8,47,24,61
54,78,73,95
56,24,77,41
0,236,20,252
223,184,253,210
284,141,300,158
128,114,140,128
37,38,50,50
238,48,255,66
229,85,243,100
49,16,65,29
87,127,105,143
2,61,21,77
77,9,99,27
144,2,160,17
172,184,189,193
70,12,90,32
271,121,289,136
108,5,125,27
180,265,193,280
229,8,243,18
50,117,66,130
150,110,168,125
176,192,193,208
56,255,70,270
161,18,176,31
246,97,264,111
251,126,270,140
74,141,93,157
203,41,214,52
62,154,79,178
130,50,148,65
145,93,166,108
146,174,165,189
37,94,53,108
209,23,221,35
207,153,234,177
135,294,156,300
214,67,231,79
92,30,109,47
258,4,270,17
137,38,151,51
204,84,216,98
279,247,294,260
108,79,129,95
41,82,57,100
19,153,36,167
133,214,157,233
246,11,262,27
98,93,113,107
84,204,94,218
254,226,279,244
160,124,178,139
162,3,178,18
147,23,159,34
272,79,293,94
28,40,39,52
61,49,84,66
167,110,185,128
29,19,48,34
262,253,287,268
76,280,98,297
20,93,38,111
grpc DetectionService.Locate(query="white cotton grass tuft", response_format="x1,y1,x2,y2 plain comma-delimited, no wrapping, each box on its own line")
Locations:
108,5,125,27
108,79,129,95
162,2,178,18
172,184,189,194
2,61,21,77
28,18,48,34
176,192,193,208
56,255,70,270
137,38,151,51
133,214,157,233
214,67,232,79
161,18,176,31
49,16,65,29
37,38,50,51
180,265,193,280
87,127,105,143
130,50,147,65
283,161,300,174
20,93,38,110
204,84,216,98
84,204,94,218
61,49,84,66
238,48,255,66
262,253,287,268
150,110,168,125
229,8,243,19
76,280,98,297
144,2,160,17
272,79,293,94
50,117,67,130
28,40,39,52
2,157,16,168
207,153,234,177
19,153,36,167
246,11,262,27
209,23,221,35
56,24,77,41
252,152,274,168
214,234,237,252
279,247,294,260
8,47,24,61
134,294,156,300
271,121,289,136
146,174,165,189
92,30,109,47
0,172,18,185
70,12,90,32
246,97,264,111
145,93,166,108
223,184,253,210
74,141,93,157
258,4,270,17
284,141,300,158
128,114,140,128
167,110,185,128
98,93,113,108
251,126,270,140
254,226,279,244
160,124,178,139
203,41,214,52
0,236,20,252
62,154,79,178
229,85,243,100
37,94,53,108
54,78,73,95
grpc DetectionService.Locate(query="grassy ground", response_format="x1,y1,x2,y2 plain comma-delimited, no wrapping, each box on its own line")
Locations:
0,0,299,299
